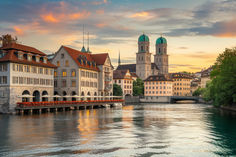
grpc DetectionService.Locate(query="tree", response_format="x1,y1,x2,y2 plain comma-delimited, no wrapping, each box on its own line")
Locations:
192,87,204,96
204,47,236,106
0,34,17,47
133,78,144,96
113,84,123,96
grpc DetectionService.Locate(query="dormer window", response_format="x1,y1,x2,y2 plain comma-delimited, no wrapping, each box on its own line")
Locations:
27,54,32,61
35,55,40,62
43,57,47,64
18,51,24,60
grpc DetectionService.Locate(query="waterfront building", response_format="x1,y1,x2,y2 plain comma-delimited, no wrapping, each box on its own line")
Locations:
113,69,133,96
190,78,201,95
200,67,213,88
171,73,192,96
51,46,113,100
0,43,56,113
117,34,169,80
144,74,173,97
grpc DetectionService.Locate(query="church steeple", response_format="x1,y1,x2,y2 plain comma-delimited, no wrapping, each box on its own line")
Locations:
87,32,91,53
81,24,86,52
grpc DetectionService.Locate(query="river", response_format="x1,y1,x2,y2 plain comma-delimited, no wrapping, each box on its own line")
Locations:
0,103,236,157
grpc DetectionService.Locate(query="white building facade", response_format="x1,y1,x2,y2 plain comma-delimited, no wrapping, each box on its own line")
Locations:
52,46,113,100
0,43,56,113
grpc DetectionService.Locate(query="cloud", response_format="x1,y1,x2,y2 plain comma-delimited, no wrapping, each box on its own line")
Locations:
130,11,150,18
13,26,24,36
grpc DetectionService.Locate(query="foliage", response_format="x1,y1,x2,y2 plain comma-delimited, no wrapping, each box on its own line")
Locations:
113,84,123,96
133,78,144,96
0,34,17,47
204,47,236,106
192,87,204,96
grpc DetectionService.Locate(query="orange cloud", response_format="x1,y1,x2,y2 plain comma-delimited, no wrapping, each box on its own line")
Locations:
95,23,107,28
41,13,59,23
41,11,90,23
130,11,150,18
13,26,24,35
68,11,91,20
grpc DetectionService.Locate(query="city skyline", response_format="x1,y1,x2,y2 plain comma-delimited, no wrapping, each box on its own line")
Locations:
0,0,235,72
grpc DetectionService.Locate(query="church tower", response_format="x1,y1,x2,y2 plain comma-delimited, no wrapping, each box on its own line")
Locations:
154,36,168,74
136,34,152,80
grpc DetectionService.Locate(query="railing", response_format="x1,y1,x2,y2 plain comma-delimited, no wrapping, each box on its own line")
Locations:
17,99,124,108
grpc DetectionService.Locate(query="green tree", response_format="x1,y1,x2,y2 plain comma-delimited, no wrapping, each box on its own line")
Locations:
133,78,144,96
204,47,236,106
113,84,123,96
192,87,204,96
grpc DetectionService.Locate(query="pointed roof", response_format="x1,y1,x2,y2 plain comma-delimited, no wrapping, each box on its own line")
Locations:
62,45,99,71
81,46,86,52
113,69,132,79
91,53,109,65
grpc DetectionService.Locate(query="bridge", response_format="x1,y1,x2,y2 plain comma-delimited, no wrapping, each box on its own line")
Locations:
170,96,200,103
15,97,124,115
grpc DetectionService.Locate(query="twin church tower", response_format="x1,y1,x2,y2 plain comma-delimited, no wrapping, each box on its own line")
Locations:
117,34,169,80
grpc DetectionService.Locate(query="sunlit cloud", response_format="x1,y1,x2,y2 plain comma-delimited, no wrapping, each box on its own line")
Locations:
130,11,151,19
95,23,107,28
13,26,24,36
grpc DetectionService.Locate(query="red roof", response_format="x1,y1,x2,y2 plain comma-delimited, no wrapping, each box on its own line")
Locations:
91,53,108,65
1,43,46,56
0,43,56,68
62,46,109,71
113,69,132,79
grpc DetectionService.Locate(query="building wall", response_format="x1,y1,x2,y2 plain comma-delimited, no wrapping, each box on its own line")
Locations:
200,76,210,88
52,47,80,100
144,81,173,96
136,52,152,80
0,62,54,113
172,78,191,96
114,78,133,96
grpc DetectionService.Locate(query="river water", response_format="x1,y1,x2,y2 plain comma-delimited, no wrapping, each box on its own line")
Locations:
0,103,236,157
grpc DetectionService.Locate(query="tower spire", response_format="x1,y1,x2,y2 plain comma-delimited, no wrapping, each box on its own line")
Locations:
87,32,91,53
118,50,121,66
81,24,86,52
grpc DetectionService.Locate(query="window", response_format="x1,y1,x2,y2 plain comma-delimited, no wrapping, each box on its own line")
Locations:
62,80,67,87
39,68,43,74
0,64,7,72
57,61,60,66
54,71,58,77
141,46,144,51
71,80,76,87
71,70,76,77
31,66,37,73
62,70,67,77
0,76,7,84
45,68,48,75
61,54,64,59
65,60,69,67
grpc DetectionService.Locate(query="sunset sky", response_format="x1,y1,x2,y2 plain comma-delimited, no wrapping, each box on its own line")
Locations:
0,0,235,72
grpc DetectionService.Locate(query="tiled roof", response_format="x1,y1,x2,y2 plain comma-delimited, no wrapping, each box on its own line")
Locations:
0,44,56,68
62,46,109,71
201,66,213,78
113,70,132,79
151,63,159,70
130,72,138,78
1,43,46,56
117,64,136,72
91,53,108,65
144,74,173,82
171,73,193,79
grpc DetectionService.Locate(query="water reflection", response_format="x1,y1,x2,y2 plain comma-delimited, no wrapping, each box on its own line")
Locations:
0,104,236,156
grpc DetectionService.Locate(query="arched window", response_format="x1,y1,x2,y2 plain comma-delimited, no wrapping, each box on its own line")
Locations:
22,90,30,102
42,91,48,102
159,48,161,53
141,46,144,51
